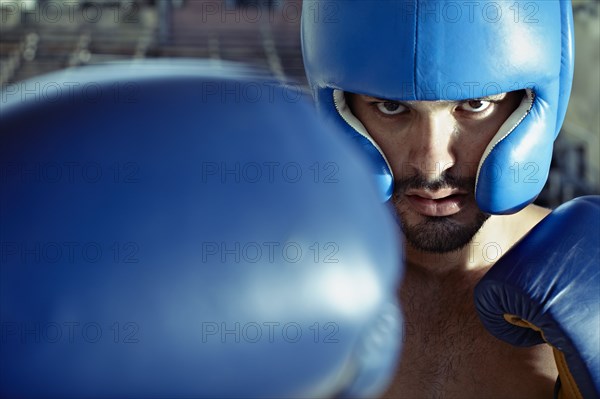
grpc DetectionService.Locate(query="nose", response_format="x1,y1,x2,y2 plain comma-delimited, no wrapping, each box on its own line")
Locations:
399,111,457,181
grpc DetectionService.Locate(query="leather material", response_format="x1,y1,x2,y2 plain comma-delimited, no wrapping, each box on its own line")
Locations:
302,0,574,214
475,196,600,399
0,60,403,398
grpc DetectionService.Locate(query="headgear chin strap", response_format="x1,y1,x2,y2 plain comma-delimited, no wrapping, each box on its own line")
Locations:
302,0,574,214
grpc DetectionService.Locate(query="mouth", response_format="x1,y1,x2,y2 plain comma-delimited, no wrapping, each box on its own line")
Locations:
404,189,469,217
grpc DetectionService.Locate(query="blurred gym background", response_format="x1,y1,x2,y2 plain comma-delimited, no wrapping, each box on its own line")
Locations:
1,0,598,208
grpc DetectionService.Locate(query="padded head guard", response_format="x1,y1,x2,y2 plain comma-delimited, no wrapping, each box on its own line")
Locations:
302,0,574,214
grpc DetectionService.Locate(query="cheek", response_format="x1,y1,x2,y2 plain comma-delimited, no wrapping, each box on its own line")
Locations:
371,128,412,173
452,124,498,164
359,117,408,157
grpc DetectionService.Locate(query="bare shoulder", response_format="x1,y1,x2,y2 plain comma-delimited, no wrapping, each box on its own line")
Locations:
525,203,553,220
516,203,552,226
503,204,552,246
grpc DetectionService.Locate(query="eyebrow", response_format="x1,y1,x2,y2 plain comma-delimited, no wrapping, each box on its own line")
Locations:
362,92,508,103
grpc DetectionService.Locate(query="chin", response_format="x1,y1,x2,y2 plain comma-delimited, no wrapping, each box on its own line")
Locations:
394,197,490,254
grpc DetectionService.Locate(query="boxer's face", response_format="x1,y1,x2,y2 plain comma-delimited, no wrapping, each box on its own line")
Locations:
346,91,524,253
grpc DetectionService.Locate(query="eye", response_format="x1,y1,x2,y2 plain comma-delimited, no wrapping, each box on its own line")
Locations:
376,101,406,115
458,99,492,113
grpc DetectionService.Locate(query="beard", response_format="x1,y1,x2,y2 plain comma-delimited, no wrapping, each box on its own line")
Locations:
392,173,490,254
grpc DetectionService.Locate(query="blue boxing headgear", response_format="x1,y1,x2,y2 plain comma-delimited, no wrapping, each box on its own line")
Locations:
302,0,574,214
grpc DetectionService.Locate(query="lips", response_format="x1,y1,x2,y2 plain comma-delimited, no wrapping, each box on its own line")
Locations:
404,189,468,217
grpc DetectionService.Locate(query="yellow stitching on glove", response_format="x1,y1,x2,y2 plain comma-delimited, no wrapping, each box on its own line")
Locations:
503,314,583,399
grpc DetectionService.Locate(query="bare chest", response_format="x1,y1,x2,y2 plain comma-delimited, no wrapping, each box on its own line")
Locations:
383,275,557,398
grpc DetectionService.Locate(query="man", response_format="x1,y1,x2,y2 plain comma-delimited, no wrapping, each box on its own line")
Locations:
346,90,557,397
302,0,582,397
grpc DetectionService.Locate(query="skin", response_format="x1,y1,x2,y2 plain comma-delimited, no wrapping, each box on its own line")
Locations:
346,92,558,398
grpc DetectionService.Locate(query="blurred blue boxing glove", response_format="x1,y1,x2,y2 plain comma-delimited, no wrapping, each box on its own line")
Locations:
0,60,404,398
475,196,600,399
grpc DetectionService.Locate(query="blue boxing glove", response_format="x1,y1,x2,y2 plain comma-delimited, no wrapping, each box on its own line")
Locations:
0,60,403,398
475,196,600,399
